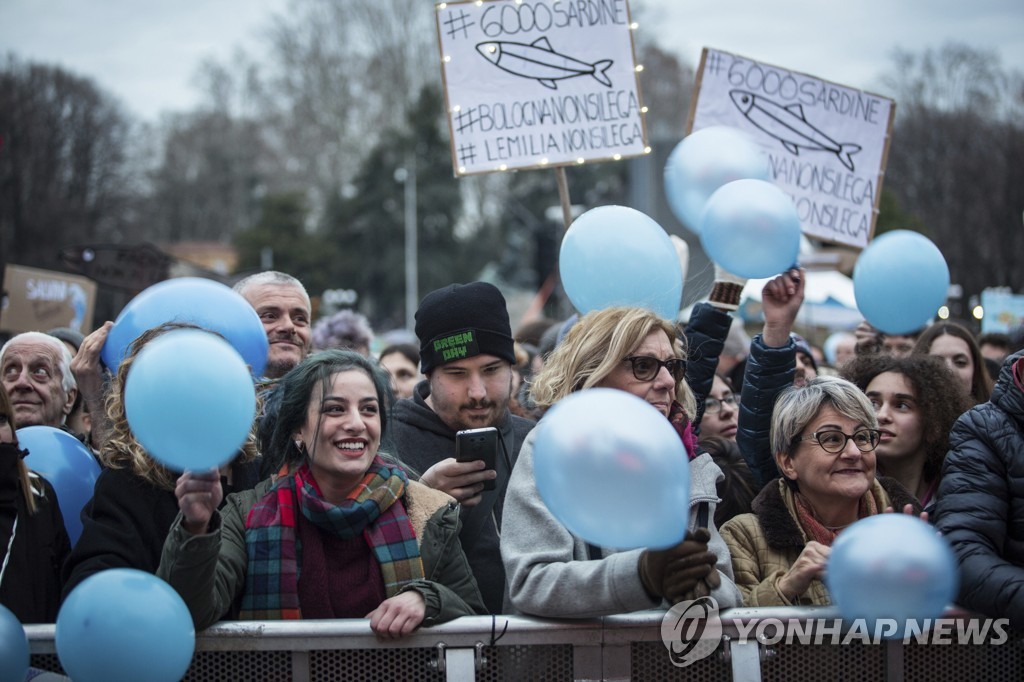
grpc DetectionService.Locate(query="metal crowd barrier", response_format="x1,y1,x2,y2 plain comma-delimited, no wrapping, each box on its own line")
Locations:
26,607,1024,681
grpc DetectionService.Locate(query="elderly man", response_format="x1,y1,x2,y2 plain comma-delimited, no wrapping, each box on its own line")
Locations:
1,332,78,429
233,271,313,380
390,282,536,614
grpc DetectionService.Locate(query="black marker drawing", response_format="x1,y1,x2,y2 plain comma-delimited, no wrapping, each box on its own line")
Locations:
729,89,862,171
475,37,613,90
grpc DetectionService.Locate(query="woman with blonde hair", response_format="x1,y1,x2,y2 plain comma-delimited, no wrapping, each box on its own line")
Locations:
502,306,741,617
62,322,262,596
0,386,71,622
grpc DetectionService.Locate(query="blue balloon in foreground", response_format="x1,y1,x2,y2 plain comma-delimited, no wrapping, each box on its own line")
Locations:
853,230,950,334
827,514,957,639
124,329,256,472
560,205,683,320
57,569,195,682
18,425,101,546
533,389,690,549
664,126,769,235
699,179,802,279
101,277,268,376
0,605,29,682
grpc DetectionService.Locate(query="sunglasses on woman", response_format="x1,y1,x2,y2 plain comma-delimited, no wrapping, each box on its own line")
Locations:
623,356,687,382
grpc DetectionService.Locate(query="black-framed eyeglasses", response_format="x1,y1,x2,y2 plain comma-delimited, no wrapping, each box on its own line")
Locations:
623,356,686,382
704,394,738,415
799,429,881,454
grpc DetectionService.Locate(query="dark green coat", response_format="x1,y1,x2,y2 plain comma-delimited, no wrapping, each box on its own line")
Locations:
156,478,485,630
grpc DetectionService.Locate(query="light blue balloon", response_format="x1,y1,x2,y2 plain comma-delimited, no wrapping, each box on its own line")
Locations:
56,568,195,682
101,277,269,377
853,230,949,334
826,514,958,639
533,389,690,550
699,179,802,279
124,329,256,472
664,126,770,234
0,605,28,682
560,205,683,320
18,425,101,546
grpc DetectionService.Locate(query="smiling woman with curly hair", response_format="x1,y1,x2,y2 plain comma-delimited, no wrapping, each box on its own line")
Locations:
841,352,968,512
62,322,261,597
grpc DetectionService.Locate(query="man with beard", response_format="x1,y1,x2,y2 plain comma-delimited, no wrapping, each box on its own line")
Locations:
390,282,535,614
233,271,313,380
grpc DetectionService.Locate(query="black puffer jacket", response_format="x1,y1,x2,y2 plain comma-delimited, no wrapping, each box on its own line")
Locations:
737,334,796,487
933,351,1024,629
684,302,732,432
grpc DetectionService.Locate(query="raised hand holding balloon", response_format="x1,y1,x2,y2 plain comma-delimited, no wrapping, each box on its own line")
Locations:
853,230,949,334
664,125,770,235
101,277,268,376
532,389,690,550
559,206,683,320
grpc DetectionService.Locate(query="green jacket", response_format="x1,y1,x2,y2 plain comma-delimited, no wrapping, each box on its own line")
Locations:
156,479,486,630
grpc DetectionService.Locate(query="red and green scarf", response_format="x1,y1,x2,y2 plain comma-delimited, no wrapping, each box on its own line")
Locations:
239,458,425,620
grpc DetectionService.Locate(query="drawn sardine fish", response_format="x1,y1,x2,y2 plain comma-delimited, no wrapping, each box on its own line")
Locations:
475,37,613,90
729,89,862,171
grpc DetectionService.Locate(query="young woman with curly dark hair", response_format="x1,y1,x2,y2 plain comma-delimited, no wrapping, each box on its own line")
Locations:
842,353,968,512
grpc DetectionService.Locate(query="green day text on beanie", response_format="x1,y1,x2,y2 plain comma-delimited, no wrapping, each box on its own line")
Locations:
415,282,516,373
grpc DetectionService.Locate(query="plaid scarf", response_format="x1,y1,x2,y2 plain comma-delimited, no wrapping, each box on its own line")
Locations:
239,458,425,620
668,400,699,461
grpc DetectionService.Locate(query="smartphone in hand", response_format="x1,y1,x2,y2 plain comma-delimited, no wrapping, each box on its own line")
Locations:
455,427,498,491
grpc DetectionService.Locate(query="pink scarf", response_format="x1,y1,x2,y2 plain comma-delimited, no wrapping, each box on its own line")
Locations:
668,401,699,461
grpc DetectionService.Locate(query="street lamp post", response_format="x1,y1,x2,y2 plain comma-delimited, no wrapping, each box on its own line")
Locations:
395,154,418,331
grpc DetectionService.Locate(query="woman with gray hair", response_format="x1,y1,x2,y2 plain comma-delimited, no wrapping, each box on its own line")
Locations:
720,376,919,606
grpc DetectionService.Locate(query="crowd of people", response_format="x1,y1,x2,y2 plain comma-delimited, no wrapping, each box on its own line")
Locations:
2,266,1024,647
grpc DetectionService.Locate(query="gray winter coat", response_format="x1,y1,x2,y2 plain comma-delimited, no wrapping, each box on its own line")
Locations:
501,428,743,618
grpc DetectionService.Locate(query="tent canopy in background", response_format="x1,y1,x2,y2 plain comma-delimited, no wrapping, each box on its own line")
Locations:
739,269,863,331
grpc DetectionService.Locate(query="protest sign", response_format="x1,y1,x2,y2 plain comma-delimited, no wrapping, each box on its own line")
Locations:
1,264,97,334
688,48,895,249
435,0,647,176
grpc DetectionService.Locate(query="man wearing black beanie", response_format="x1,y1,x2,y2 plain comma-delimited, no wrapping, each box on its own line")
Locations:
390,282,536,614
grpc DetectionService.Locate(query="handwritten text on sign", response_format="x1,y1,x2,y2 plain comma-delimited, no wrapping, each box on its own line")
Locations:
689,48,894,249
436,0,647,176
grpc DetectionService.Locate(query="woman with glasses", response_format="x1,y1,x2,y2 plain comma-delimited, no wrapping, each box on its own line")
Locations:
720,376,919,606
698,375,739,443
501,306,742,617
842,353,968,512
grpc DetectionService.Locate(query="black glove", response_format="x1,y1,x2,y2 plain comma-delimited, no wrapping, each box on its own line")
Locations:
638,528,716,601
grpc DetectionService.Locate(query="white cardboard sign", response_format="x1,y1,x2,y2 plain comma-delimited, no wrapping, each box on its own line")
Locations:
689,48,895,249
436,0,647,176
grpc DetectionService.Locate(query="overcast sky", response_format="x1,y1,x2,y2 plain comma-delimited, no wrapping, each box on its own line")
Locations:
2,0,1021,122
